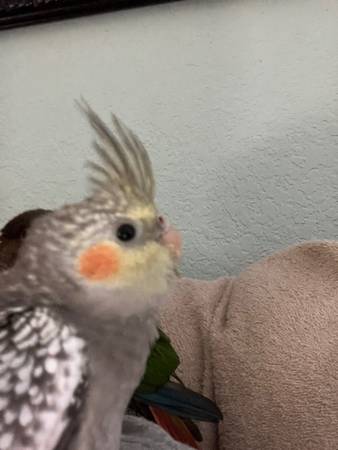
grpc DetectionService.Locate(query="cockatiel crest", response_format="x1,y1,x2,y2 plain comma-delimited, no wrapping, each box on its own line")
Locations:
12,101,175,319
0,102,179,450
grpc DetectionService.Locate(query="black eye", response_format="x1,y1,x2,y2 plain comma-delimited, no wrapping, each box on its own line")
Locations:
116,223,137,242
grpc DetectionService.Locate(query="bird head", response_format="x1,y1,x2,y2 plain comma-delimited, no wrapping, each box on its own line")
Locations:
15,102,181,320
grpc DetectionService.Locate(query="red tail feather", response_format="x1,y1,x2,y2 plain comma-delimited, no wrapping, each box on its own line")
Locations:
149,405,200,449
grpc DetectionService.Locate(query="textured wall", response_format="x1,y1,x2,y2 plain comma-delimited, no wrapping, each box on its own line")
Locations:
1,0,338,278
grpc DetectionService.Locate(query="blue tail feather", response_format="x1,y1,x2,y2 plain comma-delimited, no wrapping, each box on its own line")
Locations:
135,381,223,423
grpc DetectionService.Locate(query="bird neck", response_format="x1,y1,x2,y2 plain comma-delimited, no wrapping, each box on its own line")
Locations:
75,312,158,450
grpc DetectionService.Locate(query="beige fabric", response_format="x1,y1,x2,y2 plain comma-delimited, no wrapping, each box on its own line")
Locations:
161,241,338,450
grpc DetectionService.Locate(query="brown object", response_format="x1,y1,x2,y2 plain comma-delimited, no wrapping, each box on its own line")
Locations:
0,209,51,270
160,241,338,450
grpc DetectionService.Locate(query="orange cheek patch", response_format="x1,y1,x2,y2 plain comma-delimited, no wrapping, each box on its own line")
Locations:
78,243,120,280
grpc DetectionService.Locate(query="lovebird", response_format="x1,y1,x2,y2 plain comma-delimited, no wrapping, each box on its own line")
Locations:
0,102,181,450
0,106,222,449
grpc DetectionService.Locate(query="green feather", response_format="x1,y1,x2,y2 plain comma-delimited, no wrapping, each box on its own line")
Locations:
137,329,180,394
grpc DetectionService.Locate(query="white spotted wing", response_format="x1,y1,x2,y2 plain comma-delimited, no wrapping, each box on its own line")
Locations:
0,305,87,450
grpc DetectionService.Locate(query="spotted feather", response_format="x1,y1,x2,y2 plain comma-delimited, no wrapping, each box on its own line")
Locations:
0,305,87,450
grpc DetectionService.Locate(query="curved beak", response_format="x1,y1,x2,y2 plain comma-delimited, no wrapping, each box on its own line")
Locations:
160,223,182,260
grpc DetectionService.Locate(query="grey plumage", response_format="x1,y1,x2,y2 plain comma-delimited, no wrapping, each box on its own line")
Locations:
0,102,175,450
120,416,194,450
0,305,86,449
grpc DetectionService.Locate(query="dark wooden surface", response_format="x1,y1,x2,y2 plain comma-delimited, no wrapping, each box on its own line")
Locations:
0,0,180,30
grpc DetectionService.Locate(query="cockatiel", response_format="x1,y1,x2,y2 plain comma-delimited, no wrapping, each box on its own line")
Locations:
0,102,183,450
0,218,221,450
0,113,222,450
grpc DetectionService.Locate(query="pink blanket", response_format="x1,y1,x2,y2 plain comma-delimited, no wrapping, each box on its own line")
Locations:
160,241,338,450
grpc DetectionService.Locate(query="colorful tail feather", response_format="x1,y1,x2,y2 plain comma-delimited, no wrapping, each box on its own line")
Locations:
149,405,200,449
135,381,223,423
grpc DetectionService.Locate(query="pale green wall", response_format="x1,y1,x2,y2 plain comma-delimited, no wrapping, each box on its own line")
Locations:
1,0,338,277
